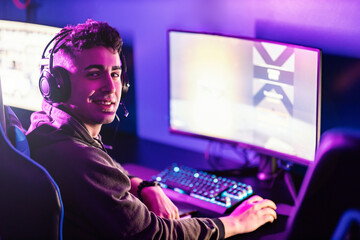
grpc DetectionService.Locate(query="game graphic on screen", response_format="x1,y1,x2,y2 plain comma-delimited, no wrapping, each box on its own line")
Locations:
169,31,321,164
0,20,60,111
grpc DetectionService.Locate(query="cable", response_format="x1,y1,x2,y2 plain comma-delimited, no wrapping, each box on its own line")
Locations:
12,0,30,9
204,140,258,173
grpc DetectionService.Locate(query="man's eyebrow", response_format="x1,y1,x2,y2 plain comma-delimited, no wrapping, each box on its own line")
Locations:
84,65,104,71
112,66,122,71
84,65,122,71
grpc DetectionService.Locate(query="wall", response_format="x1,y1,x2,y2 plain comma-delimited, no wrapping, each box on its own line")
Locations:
1,0,360,156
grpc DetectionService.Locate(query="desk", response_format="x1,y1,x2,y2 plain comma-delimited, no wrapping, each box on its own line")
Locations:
105,133,303,240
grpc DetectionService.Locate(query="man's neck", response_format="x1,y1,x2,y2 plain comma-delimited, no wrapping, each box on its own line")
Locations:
58,104,102,138
84,123,102,138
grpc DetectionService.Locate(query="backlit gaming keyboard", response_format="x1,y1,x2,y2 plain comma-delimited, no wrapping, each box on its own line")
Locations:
152,164,254,214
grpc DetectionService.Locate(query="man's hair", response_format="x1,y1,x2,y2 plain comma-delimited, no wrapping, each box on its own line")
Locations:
57,19,123,58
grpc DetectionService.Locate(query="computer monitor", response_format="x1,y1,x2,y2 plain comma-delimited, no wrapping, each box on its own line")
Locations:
0,20,60,111
168,30,321,166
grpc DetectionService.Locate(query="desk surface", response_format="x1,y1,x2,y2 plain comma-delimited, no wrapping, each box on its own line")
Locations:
104,133,303,240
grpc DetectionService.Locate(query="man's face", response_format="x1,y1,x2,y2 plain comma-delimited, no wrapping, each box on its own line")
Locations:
63,46,122,127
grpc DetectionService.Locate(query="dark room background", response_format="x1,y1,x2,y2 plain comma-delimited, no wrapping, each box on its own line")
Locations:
1,0,360,162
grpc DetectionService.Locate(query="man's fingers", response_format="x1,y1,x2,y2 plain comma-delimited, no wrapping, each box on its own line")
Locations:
160,209,180,219
174,209,180,219
263,212,276,224
259,207,277,220
255,199,277,211
246,195,264,203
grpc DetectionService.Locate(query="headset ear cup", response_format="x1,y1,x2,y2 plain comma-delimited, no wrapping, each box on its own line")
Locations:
39,68,53,102
39,67,71,103
120,52,129,103
52,66,71,102
121,71,129,103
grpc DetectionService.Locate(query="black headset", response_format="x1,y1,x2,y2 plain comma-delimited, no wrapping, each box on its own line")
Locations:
39,30,130,114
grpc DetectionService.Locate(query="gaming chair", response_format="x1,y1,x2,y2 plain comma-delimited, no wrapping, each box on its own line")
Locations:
0,78,64,240
286,128,360,239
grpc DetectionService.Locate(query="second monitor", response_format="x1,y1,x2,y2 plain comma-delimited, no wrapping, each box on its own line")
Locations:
168,30,321,166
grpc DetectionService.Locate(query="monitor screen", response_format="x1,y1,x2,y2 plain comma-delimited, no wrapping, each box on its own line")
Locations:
0,20,60,111
169,31,321,165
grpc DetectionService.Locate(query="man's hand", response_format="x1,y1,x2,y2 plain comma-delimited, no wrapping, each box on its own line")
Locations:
141,185,180,219
219,195,277,238
129,177,179,219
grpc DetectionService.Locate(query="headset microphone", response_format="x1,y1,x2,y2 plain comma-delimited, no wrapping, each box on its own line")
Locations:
120,102,129,118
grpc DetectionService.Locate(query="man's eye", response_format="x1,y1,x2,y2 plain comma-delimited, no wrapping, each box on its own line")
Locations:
87,72,100,78
112,72,121,78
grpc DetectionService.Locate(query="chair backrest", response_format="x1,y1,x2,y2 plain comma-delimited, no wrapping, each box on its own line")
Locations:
286,128,360,240
331,209,360,240
0,78,63,240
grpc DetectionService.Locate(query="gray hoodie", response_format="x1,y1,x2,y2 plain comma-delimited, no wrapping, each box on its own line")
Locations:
26,100,224,240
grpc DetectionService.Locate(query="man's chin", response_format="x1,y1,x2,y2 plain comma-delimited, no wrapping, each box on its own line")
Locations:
102,114,117,125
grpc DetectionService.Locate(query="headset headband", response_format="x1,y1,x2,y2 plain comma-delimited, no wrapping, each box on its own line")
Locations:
41,30,72,72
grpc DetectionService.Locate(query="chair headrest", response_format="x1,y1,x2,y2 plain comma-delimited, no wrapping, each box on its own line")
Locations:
4,106,30,157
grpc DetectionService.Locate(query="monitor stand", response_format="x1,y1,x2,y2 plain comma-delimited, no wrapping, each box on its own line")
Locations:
257,155,278,181
257,155,298,204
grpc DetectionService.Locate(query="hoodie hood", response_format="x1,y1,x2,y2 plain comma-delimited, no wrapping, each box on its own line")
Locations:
26,100,101,149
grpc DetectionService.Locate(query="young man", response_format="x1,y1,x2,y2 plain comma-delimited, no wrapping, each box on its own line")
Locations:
27,19,277,239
